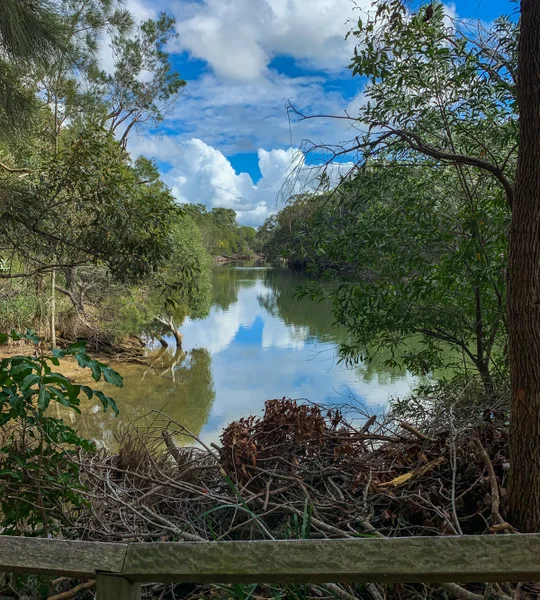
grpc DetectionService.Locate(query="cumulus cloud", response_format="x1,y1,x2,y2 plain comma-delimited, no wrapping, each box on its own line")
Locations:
177,270,416,443
160,70,364,155
113,0,365,225
129,134,308,225
169,0,364,81
129,132,354,225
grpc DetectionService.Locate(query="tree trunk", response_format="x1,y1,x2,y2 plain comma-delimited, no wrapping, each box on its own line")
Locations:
50,269,56,349
475,359,493,401
55,285,84,314
507,0,540,532
171,325,183,349
156,316,183,349
474,286,493,399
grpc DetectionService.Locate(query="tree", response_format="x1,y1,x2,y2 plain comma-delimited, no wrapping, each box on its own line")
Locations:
257,193,326,268
289,1,540,529
150,213,212,348
93,12,186,145
0,125,177,284
0,2,185,294
93,211,212,349
185,204,259,256
506,0,540,532
277,164,508,395
0,0,66,133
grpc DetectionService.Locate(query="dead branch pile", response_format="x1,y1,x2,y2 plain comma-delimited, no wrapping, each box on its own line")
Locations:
59,388,540,600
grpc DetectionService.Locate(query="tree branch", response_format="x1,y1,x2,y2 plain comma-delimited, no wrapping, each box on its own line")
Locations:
0,160,31,174
374,127,514,208
287,102,515,208
0,262,86,280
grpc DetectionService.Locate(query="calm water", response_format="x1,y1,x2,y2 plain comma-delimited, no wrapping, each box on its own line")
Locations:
64,264,415,447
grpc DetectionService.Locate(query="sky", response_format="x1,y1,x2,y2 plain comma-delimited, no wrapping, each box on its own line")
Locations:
120,0,517,227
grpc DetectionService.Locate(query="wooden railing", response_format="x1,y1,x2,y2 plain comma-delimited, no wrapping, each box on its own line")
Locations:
2,535,540,599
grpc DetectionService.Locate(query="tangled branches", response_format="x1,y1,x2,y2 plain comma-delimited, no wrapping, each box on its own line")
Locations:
51,389,537,599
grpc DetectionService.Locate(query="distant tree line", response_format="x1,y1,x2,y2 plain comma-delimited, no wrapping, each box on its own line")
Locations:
184,204,260,256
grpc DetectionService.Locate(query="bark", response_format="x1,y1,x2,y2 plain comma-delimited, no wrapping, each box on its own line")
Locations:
507,0,540,532
171,326,183,349
54,285,84,314
155,316,183,349
474,286,493,399
51,269,56,349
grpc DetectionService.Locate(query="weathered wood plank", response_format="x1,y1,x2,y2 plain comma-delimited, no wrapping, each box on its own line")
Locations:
122,535,540,584
96,575,141,600
2,535,540,584
0,537,127,578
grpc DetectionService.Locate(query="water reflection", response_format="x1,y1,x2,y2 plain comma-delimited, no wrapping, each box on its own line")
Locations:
68,264,415,447
178,264,415,444
63,347,215,447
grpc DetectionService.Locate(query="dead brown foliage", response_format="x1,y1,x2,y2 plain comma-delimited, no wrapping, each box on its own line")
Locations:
57,391,536,599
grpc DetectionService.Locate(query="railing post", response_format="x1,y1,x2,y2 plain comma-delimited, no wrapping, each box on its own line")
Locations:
95,574,141,600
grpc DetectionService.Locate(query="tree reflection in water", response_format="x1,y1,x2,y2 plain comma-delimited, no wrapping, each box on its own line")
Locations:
57,347,215,449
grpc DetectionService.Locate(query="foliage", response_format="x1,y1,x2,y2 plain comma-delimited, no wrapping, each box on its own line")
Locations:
85,211,213,343
1,125,178,283
306,165,507,388
185,204,259,256
0,283,38,333
92,12,186,144
156,213,213,322
0,0,184,284
0,0,66,132
257,193,327,267
341,1,517,187
263,2,518,394
0,331,121,536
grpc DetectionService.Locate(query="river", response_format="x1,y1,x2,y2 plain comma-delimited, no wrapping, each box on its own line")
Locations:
64,264,416,447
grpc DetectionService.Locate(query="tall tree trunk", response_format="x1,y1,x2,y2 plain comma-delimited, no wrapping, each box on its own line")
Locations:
50,269,56,349
507,0,540,532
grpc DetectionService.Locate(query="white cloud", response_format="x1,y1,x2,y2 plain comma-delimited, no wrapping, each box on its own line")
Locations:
159,70,363,155
116,0,365,226
125,0,156,22
178,268,416,443
170,0,362,82
129,135,311,225
129,133,354,226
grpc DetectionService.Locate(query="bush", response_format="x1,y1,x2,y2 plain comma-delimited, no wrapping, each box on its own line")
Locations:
0,331,122,536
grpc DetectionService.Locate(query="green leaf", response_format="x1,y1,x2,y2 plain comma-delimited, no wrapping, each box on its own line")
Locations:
88,360,102,381
21,373,40,391
76,353,90,369
80,385,93,399
23,330,40,344
10,362,34,377
0,469,23,481
37,386,50,411
48,387,71,407
101,366,123,388
95,390,119,415
66,340,87,354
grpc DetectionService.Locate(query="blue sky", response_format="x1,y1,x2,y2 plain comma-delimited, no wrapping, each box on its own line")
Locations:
122,0,518,226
